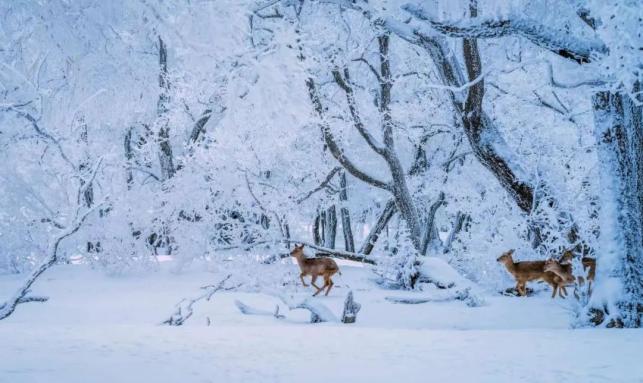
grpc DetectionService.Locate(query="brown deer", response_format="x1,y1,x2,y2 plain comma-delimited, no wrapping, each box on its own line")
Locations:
290,244,340,296
497,249,567,298
544,258,585,299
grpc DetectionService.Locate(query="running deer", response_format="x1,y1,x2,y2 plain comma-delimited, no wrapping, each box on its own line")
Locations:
290,244,340,296
497,249,567,298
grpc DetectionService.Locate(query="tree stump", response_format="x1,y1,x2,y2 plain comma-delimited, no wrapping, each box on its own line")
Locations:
341,291,361,324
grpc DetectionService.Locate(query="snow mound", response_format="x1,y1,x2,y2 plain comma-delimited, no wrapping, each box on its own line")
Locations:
417,257,486,307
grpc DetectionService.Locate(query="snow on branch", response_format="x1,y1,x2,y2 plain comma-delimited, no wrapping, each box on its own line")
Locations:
276,294,337,323
306,77,391,191
212,238,377,265
235,300,286,319
402,3,607,64
161,274,234,326
331,68,388,156
0,194,107,320
296,166,342,203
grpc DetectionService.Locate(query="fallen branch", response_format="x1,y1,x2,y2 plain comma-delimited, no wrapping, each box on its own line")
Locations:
161,274,233,326
234,300,285,319
213,239,376,265
276,294,337,323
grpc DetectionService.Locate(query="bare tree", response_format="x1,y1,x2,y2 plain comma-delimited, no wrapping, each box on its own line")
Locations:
0,160,106,321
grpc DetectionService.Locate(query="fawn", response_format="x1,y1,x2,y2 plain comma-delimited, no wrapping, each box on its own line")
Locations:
497,249,567,298
544,258,588,299
552,250,596,296
290,244,340,296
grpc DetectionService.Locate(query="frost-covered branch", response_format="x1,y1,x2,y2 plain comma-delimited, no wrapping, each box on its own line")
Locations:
161,274,233,326
296,166,342,203
402,3,608,64
306,77,391,190
332,68,387,156
0,198,107,321
212,238,377,265
275,294,337,323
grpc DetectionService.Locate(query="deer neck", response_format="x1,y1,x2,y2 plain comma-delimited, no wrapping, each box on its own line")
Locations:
293,254,306,270
501,259,517,275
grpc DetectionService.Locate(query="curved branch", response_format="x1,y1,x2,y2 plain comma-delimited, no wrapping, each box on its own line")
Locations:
403,3,607,64
297,166,342,203
331,69,387,156
306,77,390,190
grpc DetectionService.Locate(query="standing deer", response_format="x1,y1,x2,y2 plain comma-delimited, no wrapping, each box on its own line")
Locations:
290,244,340,296
544,258,584,299
497,249,567,298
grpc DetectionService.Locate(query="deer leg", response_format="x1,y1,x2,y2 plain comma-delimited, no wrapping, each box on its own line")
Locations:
560,286,568,298
310,275,322,294
551,283,558,298
324,275,334,296
300,273,309,287
314,277,329,297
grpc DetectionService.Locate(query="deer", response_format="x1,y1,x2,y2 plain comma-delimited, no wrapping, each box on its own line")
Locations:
290,244,340,296
554,250,596,296
497,249,567,298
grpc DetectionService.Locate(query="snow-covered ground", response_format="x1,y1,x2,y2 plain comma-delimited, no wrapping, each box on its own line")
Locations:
1,263,641,383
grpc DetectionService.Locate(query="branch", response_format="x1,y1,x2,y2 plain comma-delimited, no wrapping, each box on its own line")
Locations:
161,275,233,326
274,294,338,323
1,105,75,168
0,199,107,320
212,238,376,265
331,68,387,156
306,77,390,190
403,3,608,64
296,166,342,203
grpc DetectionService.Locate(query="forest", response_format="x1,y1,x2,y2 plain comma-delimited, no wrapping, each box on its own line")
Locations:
0,1,641,382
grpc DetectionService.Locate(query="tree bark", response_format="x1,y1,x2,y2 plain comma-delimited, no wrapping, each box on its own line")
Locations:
339,171,355,252
157,36,175,181
592,85,643,327
420,192,446,255
359,199,397,255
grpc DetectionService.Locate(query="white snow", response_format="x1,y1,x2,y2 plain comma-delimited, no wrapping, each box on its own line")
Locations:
1,263,641,383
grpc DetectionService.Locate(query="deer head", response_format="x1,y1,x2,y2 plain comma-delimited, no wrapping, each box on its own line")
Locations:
496,249,515,264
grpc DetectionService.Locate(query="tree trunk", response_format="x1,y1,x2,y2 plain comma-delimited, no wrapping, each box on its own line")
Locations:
591,86,642,327
323,205,337,249
157,36,175,181
420,192,445,255
339,171,355,252
359,199,397,255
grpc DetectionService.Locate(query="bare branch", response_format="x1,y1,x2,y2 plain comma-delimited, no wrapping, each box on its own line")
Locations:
297,166,342,203
306,77,390,190
212,238,377,265
403,3,608,64
331,68,387,156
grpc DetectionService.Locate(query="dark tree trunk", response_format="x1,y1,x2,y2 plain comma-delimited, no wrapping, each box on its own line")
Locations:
157,36,175,181
323,205,337,249
443,211,471,254
339,171,355,252
420,192,445,255
359,199,397,255
592,85,643,327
